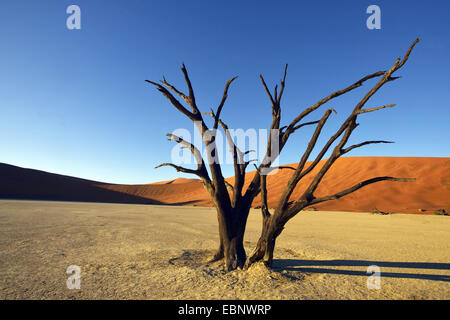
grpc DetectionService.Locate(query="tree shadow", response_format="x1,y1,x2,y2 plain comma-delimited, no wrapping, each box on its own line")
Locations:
272,259,450,282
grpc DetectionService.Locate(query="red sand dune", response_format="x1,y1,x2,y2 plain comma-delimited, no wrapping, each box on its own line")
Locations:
1,157,449,214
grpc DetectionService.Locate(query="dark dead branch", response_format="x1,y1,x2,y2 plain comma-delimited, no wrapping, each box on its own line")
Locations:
214,76,238,130
358,104,396,114
181,63,199,113
342,140,394,154
308,177,417,206
155,163,200,176
145,80,196,121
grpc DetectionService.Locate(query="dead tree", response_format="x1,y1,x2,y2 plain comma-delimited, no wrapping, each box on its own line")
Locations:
146,39,420,271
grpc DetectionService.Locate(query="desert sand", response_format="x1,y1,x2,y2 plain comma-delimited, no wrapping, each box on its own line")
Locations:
2,157,449,214
0,200,449,300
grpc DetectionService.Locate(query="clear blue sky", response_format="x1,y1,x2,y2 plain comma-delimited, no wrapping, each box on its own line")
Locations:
1,0,449,184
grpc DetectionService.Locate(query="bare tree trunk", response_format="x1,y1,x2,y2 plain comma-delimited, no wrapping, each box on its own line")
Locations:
246,212,286,267
211,206,249,270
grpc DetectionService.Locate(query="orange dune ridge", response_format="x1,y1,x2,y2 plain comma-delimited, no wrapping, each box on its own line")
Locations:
100,157,450,214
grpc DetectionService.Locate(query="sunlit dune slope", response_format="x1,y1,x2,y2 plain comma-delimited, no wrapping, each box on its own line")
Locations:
101,157,450,214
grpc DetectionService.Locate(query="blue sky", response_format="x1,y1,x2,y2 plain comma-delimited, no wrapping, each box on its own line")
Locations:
0,0,449,184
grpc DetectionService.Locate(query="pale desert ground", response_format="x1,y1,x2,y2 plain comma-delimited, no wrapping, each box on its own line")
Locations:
0,200,449,300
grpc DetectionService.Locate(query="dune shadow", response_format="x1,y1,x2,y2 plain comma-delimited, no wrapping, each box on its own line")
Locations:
165,200,203,206
272,259,450,282
0,163,169,205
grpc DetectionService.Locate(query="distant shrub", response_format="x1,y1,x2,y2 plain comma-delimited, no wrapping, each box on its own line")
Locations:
372,207,390,215
433,209,447,216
